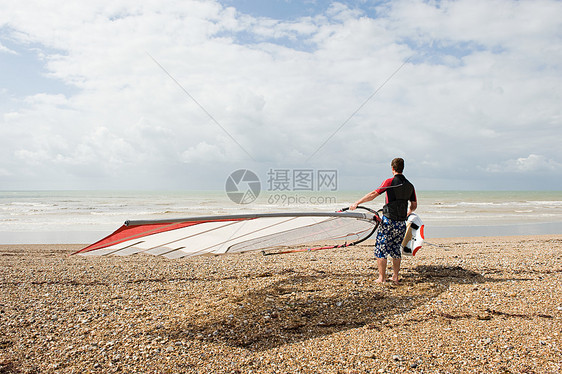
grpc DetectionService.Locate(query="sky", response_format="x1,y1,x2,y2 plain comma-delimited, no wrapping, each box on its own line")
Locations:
0,0,561,191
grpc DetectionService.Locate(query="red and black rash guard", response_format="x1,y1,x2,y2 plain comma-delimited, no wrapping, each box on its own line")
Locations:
376,174,416,221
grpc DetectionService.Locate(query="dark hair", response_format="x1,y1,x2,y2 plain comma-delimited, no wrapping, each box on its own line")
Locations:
391,158,404,173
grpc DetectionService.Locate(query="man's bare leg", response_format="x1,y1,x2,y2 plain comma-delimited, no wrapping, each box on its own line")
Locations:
391,258,401,283
376,258,387,283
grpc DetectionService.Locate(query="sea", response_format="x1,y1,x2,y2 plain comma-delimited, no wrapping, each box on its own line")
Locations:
1,190,561,244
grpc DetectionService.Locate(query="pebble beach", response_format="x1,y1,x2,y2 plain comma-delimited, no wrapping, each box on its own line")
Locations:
1,235,561,373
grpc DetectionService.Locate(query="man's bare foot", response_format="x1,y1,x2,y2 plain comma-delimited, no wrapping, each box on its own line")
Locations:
375,277,386,283
391,277,399,284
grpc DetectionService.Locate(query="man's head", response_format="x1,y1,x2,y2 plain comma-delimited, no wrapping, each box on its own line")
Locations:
391,158,404,174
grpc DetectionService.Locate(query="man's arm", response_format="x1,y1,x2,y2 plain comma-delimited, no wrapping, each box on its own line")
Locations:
407,201,417,216
349,190,380,210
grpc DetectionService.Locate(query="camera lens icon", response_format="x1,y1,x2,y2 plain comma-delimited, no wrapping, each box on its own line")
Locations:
225,169,261,204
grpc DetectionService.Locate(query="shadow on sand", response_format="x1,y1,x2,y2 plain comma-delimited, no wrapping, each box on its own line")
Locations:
158,264,498,351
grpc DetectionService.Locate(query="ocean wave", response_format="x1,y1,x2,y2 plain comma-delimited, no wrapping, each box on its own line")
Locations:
2,191,561,236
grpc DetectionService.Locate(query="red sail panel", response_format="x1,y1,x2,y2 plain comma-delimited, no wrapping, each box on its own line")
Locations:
73,218,248,254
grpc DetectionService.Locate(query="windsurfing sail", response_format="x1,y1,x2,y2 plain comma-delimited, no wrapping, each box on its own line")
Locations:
74,207,380,259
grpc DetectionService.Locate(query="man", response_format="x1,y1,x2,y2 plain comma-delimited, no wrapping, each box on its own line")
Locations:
350,158,417,283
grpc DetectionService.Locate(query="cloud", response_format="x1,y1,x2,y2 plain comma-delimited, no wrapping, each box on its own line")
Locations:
180,141,232,164
486,154,562,173
0,41,17,54
0,0,561,190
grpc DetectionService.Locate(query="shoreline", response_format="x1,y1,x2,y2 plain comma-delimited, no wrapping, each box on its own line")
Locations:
1,235,561,373
2,220,562,245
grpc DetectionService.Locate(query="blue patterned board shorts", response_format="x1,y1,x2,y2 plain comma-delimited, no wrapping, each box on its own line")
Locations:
374,215,407,259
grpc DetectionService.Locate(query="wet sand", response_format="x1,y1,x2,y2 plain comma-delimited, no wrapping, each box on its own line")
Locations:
1,235,561,373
